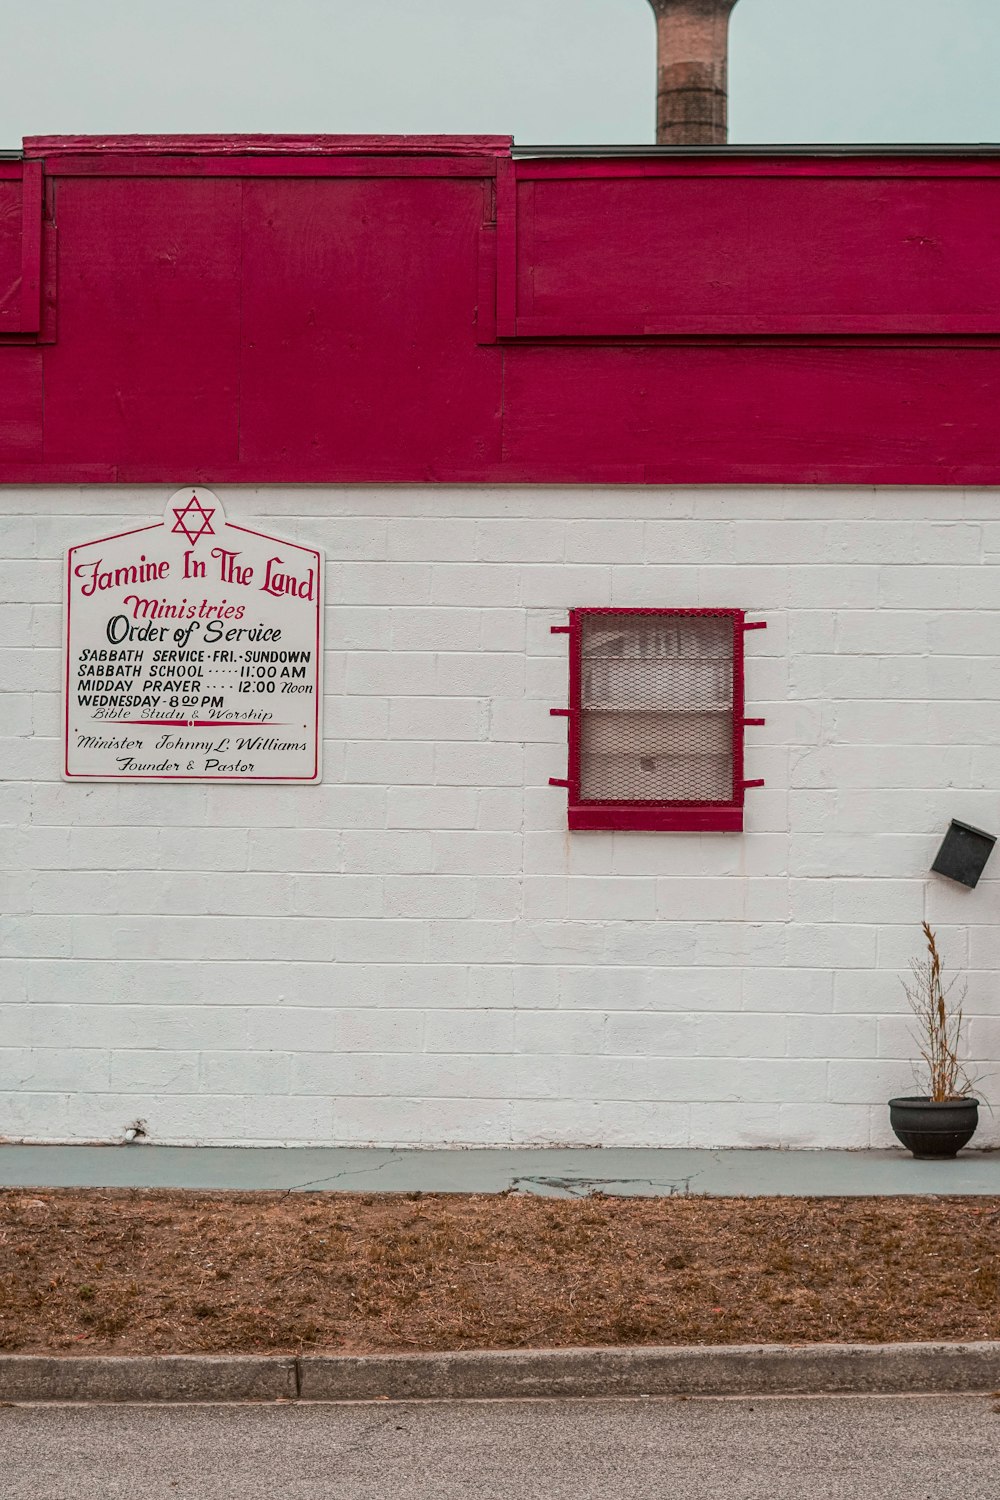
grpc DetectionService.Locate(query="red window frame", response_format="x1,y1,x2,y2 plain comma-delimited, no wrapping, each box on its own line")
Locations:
549,607,765,833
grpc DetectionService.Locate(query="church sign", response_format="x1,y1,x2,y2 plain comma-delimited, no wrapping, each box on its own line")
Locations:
63,489,324,782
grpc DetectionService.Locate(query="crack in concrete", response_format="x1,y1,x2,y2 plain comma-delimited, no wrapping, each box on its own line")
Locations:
510,1171,705,1198
279,1157,708,1200
275,1149,405,1197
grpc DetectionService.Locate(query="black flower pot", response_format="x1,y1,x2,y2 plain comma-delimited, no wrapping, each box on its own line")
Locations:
888,1096,979,1159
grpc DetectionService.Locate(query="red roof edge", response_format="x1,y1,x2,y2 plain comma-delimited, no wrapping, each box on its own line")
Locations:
23,133,514,158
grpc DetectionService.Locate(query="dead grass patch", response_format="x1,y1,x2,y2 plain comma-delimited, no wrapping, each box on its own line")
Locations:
1,1189,999,1354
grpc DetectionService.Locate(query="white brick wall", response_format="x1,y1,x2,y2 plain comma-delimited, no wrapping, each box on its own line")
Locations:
2,485,999,1149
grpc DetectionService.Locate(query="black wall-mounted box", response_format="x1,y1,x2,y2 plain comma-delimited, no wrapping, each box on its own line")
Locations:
931,819,997,889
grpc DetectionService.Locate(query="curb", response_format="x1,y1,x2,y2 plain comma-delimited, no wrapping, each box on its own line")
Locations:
0,1355,296,1404
298,1342,1000,1401
2,1343,1000,1403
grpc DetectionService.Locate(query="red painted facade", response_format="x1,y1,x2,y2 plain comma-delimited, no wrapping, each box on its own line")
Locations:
3,135,1000,485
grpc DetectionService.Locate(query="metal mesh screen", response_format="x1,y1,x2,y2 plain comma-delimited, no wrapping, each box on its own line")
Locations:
578,612,735,803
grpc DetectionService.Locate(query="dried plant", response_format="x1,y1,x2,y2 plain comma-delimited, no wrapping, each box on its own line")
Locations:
901,922,974,1102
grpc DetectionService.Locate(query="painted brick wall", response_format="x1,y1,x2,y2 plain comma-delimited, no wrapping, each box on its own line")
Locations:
2,486,999,1149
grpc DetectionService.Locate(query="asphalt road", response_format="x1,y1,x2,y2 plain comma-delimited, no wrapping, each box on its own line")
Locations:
1,1395,997,1498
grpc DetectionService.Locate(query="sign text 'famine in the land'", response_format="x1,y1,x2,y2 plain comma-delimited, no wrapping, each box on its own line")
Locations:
64,489,324,781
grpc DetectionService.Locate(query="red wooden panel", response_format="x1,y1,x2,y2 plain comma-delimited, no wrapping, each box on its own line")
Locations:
502,344,1000,485
510,169,1000,336
238,176,501,472
0,347,43,458
0,175,23,329
41,177,242,467
495,156,517,338
0,162,42,333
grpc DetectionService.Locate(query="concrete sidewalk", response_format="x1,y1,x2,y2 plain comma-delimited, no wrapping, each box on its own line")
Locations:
1,1143,997,1195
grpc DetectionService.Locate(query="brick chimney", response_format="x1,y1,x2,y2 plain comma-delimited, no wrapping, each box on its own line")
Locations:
647,0,740,145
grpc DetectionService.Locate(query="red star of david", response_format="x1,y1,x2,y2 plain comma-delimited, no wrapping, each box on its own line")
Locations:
171,494,217,547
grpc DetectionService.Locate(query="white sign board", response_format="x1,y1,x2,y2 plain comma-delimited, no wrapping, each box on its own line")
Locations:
64,489,323,782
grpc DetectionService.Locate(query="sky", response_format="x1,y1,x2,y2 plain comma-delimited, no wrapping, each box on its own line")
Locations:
2,0,999,149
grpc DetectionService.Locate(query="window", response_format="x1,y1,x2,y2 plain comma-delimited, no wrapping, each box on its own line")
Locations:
550,608,764,832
